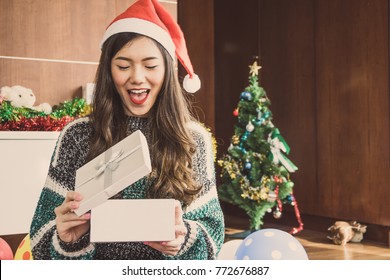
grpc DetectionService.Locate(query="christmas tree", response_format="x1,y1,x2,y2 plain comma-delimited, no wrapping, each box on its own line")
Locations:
218,58,303,234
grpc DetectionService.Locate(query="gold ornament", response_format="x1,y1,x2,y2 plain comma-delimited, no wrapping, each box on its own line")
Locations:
249,61,261,77
259,187,269,200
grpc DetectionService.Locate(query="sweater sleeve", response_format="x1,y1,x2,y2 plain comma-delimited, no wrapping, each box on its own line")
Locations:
29,119,96,259
166,122,225,260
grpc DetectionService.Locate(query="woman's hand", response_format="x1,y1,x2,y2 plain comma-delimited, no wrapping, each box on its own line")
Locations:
144,200,187,256
54,191,91,243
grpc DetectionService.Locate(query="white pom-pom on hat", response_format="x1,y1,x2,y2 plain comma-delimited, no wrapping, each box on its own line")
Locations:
183,74,201,93
101,0,201,93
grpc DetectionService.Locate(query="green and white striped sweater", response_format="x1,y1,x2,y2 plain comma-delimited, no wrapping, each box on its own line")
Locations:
30,116,225,260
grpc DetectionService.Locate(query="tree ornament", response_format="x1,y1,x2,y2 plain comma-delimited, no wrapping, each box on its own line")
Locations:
268,128,298,173
267,190,277,202
240,92,247,100
273,176,283,184
244,161,252,170
259,187,269,200
249,60,261,77
256,108,262,120
255,118,264,126
273,208,282,219
246,121,254,132
260,97,267,103
233,108,239,116
232,135,240,145
287,194,296,206
243,92,253,101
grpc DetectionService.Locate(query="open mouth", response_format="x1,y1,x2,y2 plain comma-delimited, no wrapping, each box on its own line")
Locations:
128,89,150,105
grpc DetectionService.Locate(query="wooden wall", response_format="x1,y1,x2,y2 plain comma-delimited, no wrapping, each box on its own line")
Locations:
178,0,215,130
213,0,390,242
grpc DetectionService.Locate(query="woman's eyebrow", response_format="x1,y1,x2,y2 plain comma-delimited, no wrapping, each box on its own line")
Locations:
114,56,159,62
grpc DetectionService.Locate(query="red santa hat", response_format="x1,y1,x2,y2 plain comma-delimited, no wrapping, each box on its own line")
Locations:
100,0,201,93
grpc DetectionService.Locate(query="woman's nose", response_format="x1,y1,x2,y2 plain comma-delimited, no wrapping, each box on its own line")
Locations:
130,66,145,84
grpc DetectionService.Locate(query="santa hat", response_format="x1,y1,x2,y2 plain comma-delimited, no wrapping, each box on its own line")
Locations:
100,0,201,93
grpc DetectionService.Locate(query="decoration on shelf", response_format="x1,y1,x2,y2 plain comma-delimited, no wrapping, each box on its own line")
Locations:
0,86,91,131
327,221,367,246
0,85,52,114
234,228,308,260
217,57,303,235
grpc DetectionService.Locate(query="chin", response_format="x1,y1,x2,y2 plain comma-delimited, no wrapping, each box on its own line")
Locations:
127,109,150,118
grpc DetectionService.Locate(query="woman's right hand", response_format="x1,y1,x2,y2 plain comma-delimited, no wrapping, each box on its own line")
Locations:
54,191,91,243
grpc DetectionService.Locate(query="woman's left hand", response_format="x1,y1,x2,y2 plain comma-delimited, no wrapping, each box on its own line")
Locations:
144,200,187,256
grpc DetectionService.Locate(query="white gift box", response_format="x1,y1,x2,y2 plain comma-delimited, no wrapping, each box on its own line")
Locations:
74,130,151,216
90,199,175,242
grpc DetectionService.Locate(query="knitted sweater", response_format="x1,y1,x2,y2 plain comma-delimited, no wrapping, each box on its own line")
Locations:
30,116,225,260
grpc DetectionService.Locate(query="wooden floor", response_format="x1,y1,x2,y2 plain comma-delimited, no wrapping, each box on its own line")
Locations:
225,226,390,260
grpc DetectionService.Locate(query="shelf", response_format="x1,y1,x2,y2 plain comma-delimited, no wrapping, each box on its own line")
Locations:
0,131,60,140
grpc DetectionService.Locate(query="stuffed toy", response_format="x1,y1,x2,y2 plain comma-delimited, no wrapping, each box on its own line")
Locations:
327,220,367,246
0,85,52,114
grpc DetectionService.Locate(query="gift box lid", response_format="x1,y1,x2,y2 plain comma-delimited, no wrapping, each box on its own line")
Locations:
74,130,151,216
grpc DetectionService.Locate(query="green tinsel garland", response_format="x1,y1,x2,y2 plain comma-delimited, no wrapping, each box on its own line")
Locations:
0,97,91,122
0,98,92,131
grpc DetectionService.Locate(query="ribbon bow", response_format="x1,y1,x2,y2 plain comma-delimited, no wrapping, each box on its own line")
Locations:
95,150,123,177
268,128,298,173
77,144,142,191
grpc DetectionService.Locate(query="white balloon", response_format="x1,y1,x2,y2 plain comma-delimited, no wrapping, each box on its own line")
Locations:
217,239,243,260
235,229,308,260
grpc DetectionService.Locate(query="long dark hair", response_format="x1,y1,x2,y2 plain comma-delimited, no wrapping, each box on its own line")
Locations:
87,33,201,205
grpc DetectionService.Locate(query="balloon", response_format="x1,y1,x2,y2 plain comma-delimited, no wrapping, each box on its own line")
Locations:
14,234,33,260
0,237,14,260
217,239,243,260
235,228,308,260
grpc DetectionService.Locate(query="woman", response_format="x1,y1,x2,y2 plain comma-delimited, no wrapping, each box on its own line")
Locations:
30,0,224,260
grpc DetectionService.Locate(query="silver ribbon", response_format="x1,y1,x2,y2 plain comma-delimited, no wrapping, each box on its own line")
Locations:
77,144,142,193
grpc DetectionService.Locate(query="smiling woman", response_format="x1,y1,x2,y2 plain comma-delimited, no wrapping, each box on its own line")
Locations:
29,0,224,260
111,36,165,117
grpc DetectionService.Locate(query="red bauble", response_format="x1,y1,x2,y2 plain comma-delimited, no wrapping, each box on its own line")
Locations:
0,237,14,260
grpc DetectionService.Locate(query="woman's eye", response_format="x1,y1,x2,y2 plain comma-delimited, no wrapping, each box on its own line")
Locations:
145,65,157,69
118,65,129,70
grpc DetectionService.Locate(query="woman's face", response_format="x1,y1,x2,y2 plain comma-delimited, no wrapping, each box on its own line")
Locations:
111,36,165,117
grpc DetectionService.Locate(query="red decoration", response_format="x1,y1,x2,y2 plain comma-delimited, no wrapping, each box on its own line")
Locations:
0,237,13,260
274,188,303,235
0,116,74,131
233,108,239,116
273,176,283,184
289,193,304,235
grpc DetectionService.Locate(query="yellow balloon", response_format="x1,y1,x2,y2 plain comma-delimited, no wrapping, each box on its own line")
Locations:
14,234,33,260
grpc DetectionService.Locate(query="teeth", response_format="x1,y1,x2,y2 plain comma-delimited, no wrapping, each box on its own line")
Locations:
129,89,148,94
